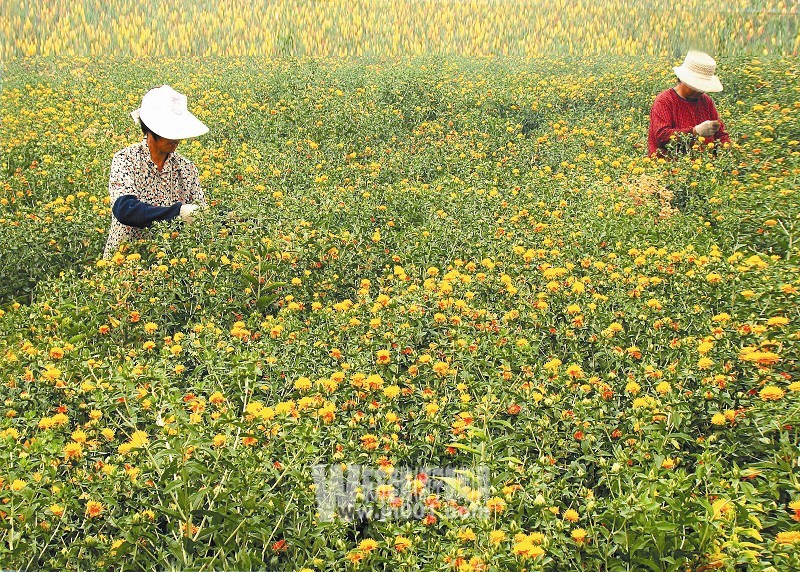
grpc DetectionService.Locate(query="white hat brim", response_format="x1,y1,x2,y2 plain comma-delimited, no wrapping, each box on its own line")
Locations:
134,107,209,139
673,66,723,93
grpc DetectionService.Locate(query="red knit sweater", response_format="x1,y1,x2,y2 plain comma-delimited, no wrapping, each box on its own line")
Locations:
648,87,730,156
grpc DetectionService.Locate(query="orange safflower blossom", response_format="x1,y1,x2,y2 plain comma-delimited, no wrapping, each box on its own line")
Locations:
64,442,83,460
566,364,584,379
376,349,391,364
759,386,785,401
85,500,104,518
360,434,380,451
572,528,588,544
512,539,545,558
394,535,412,552
776,531,800,544
432,361,450,376
487,496,507,513
738,347,780,366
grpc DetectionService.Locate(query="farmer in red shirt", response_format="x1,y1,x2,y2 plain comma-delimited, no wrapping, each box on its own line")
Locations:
648,51,730,157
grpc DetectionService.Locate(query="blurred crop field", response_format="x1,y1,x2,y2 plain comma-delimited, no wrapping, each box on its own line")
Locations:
1,0,799,58
1,1,800,572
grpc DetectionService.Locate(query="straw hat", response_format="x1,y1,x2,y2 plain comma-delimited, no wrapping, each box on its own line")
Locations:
673,51,723,93
130,85,208,139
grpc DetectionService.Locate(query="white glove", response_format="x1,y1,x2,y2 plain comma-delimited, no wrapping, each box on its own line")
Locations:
179,204,200,223
694,120,719,138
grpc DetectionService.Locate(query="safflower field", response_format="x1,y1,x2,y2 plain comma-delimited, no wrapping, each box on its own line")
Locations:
1,2,800,572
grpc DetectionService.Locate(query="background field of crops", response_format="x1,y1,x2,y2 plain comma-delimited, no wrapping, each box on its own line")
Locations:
2,0,799,59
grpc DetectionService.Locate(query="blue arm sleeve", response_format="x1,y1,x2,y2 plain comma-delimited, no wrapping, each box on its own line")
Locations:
112,195,183,228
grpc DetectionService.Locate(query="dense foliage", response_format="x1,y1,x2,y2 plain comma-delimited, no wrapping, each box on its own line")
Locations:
0,55,799,570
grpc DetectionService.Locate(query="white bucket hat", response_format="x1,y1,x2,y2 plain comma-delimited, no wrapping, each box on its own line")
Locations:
130,85,208,139
673,51,723,93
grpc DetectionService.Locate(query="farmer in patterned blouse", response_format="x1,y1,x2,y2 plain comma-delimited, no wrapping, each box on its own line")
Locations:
103,85,209,258
648,51,731,158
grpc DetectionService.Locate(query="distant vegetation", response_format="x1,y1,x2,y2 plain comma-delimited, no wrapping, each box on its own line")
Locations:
1,0,798,59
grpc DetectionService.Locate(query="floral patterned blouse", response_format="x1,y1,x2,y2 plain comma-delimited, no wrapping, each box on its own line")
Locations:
103,139,205,257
